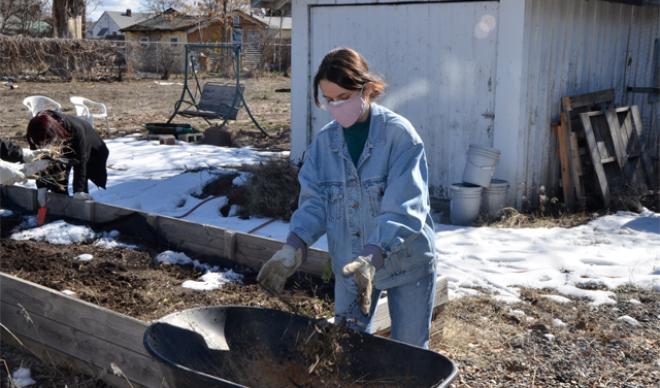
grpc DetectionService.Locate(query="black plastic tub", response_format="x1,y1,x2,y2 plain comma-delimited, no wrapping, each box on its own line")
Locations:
143,306,457,388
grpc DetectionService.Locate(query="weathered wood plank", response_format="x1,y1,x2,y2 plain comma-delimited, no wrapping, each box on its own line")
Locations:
631,105,657,189
372,277,449,334
561,89,615,113
554,120,574,209
0,273,147,355
45,191,95,222
580,112,611,206
605,109,627,168
157,216,227,257
1,185,36,212
1,299,163,388
2,334,152,388
93,202,138,224
234,231,329,275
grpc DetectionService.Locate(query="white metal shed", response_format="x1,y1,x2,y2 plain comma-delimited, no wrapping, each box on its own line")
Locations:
285,0,660,206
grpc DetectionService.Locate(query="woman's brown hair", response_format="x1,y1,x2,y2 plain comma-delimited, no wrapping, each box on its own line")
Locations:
313,48,386,107
26,110,71,149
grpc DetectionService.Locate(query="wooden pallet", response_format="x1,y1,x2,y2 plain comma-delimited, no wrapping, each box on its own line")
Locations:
579,106,653,207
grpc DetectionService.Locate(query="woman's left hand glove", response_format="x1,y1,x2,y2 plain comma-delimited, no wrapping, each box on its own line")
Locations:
342,245,383,316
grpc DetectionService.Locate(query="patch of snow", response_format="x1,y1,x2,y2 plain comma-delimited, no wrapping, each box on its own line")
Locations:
10,220,96,245
435,210,660,305
541,294,572,304
61,289,77,297
155,250,243,291
508,309,526,320
552,318,567,328
544,333,555,342
11,367,36,387
0,208,14,217
182,270,244,291
76,253,93,262
628,298,642,305
617,315,640,327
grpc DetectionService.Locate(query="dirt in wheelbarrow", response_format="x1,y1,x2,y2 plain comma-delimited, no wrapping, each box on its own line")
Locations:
0,238,333,322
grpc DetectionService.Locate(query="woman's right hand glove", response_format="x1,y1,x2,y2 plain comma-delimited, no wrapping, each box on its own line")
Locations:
0,160,26,185
257,244,304,294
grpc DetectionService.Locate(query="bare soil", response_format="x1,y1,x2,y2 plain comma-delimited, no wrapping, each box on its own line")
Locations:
0,239,332,321
0,76,291,151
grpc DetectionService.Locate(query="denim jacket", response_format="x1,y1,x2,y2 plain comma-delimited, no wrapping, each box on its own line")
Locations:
290,103,436,290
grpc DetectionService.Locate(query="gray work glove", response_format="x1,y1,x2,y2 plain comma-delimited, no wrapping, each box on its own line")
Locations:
22,159,51,178
342,245,382,316
257,244,304,294
0,160,26,185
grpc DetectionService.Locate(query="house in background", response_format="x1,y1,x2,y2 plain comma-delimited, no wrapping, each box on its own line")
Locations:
90,9,153,39
121,8,283,69
273,0,659,207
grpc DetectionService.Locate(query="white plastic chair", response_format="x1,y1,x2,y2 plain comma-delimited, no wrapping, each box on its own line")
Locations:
70,96,111,133
22,96,62,117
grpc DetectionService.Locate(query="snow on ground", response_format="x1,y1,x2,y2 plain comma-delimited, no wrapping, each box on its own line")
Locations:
155,250,243,291
436,210,659,305
10,219,134,249
11,367,35,387
14,136,659,303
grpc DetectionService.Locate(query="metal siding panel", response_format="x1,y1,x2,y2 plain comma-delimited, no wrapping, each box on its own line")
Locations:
521,0,658,201
308,2,499,198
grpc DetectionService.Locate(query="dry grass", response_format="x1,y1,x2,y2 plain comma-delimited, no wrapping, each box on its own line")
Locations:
475,207,596,229
0,76,291,150
431,287,660,387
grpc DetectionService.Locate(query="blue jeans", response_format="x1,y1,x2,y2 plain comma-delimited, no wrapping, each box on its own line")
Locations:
334,271,437,349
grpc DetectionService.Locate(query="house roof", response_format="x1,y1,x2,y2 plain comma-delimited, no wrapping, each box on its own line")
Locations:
254,15,291,30
250,0,659,10
121,9,211,33
104,10,154,30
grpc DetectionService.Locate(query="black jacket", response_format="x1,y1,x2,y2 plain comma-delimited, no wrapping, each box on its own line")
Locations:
41,111,109,193
0,139,25,163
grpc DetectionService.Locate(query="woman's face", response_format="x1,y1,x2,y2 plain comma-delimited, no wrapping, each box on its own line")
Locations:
319,80,372,107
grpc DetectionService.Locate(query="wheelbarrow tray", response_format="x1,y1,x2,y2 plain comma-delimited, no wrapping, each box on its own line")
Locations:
143,306,457,387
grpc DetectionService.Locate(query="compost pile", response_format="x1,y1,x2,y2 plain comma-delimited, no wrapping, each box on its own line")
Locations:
0,238,332,321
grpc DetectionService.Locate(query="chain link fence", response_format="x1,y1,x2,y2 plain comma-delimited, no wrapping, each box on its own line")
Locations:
0,35,291,81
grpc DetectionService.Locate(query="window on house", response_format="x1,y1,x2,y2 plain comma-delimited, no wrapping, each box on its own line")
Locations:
139,37,149,47
170,37,178,47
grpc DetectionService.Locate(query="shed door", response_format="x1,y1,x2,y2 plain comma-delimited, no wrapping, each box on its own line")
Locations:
309,1,499,197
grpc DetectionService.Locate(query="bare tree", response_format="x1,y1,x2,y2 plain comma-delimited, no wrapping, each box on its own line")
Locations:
140,0,187,13
0,0,48,36
52,0,85,38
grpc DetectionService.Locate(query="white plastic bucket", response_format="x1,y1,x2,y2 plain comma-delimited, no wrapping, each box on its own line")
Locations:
481,179,509,216
462,144,501,188
450,183,483,226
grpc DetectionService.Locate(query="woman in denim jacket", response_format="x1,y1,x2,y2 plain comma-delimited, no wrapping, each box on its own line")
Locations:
258,48,437,349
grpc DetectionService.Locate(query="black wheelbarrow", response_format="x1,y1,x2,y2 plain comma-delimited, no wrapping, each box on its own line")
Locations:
143,306,457,387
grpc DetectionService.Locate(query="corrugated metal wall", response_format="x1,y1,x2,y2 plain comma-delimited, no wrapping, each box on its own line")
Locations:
520,0,660,199
308,1,500,198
